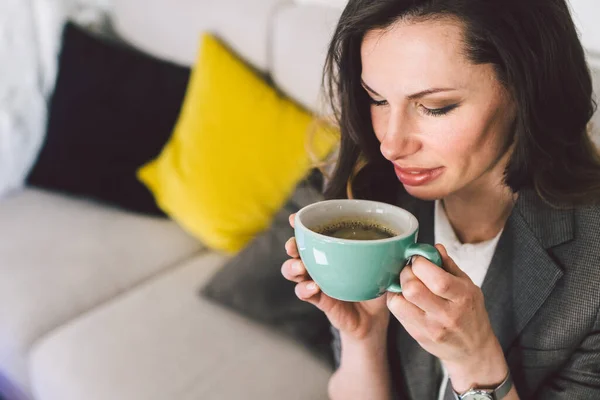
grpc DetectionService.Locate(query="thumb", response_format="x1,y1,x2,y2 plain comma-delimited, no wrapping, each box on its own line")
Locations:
435,243,467,278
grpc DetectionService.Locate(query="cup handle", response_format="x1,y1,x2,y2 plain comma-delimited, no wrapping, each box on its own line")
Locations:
386,243,443,293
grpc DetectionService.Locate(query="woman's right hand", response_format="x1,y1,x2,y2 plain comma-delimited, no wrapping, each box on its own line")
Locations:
281,213,391,342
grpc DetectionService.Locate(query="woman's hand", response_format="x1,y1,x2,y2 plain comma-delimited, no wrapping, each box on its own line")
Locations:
281,214,390,342
387,244,509,392
283,214,396,400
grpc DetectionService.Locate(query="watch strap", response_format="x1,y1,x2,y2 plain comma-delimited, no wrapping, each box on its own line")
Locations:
454,370,513,400
492,370,513,399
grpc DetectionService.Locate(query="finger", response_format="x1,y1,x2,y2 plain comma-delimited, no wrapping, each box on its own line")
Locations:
388,294,438,346
295,281,340,315
281,258,308,283
410,254,464,302
284,237,299,258
288,213,296,228
395,315,431,346
387,291,427,327
435,244,468,278
294,280,321,302
399,265,449,314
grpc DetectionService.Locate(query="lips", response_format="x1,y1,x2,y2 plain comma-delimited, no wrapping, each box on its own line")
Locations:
393,165,444,187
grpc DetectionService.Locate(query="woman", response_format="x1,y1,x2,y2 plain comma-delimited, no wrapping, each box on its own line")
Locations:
281,0,600,399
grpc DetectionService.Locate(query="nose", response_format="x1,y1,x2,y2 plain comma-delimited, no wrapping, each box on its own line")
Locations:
379,108,421,162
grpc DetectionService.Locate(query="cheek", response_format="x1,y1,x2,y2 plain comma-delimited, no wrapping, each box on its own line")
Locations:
436,111,510,171
425,118,476,161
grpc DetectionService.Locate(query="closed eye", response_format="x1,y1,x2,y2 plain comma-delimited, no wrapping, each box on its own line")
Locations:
368,97,388,107
421,104,459,116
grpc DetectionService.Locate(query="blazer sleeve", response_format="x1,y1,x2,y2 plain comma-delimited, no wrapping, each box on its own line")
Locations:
534,308,600,399
331,325,342,368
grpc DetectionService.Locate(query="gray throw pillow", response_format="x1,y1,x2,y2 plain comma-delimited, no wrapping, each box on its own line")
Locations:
200,178,334,366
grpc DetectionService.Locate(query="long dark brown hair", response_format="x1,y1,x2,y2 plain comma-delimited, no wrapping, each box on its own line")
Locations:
322,0,600,206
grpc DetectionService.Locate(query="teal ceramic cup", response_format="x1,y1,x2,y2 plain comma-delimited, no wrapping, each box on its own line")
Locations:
294,199,443,302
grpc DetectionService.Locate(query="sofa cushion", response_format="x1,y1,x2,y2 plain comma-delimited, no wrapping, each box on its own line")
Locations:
0,188,202,396
112,0,288,70
137,34,337,253
200,177,333,365
27,22,190,216
29,252,331,400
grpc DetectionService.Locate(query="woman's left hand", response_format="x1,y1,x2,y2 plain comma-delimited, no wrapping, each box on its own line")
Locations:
387,244,509,392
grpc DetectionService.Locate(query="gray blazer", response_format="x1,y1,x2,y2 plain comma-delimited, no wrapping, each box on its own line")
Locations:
331,189,600,399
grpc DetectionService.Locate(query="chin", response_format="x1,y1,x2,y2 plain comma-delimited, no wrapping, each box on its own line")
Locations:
402,184,447,202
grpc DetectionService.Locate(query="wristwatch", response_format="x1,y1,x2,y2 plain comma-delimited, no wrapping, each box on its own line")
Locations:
453,371,513,400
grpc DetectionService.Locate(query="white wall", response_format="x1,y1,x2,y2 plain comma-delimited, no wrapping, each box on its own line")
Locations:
294,0,347,9
569,0,600,62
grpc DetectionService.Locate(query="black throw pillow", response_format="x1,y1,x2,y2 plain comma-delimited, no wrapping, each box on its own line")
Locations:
27,22,190,215
200,174,334,366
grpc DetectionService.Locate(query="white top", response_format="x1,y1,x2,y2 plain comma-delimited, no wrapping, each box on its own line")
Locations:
433,200,502,400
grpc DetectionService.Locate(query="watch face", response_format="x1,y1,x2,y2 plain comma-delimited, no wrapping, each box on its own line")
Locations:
462,392,494,400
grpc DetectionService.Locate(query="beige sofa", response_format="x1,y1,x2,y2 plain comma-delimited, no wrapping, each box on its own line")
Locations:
1,1,599,399
0,1,343,399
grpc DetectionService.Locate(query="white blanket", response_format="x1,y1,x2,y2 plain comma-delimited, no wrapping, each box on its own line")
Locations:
0,0,111,198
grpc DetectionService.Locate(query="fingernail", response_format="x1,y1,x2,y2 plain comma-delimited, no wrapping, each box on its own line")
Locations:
307,282,317,291
293,260,303,273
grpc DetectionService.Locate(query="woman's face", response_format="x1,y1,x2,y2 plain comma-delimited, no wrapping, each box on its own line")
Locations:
361,18,516,200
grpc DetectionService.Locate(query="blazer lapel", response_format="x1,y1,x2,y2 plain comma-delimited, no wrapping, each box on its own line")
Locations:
482,189,572,354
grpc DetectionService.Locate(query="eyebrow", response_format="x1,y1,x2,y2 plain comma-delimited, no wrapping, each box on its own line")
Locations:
360,78,456,100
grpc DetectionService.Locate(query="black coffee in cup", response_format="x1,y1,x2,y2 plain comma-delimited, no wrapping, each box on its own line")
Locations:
315,219,399,240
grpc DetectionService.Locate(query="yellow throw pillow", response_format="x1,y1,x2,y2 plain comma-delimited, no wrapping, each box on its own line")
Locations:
137,34,337,253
